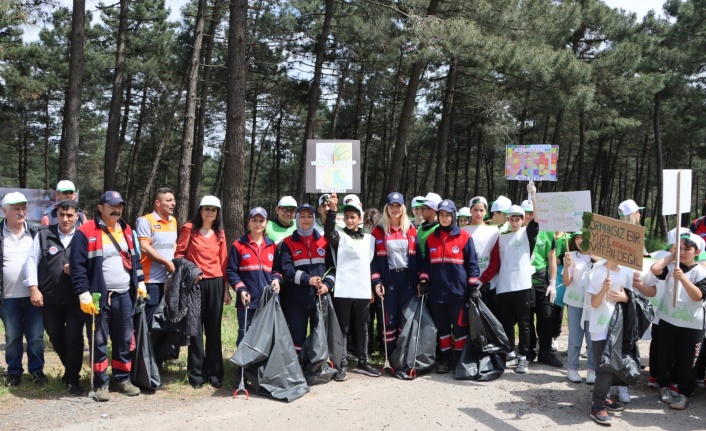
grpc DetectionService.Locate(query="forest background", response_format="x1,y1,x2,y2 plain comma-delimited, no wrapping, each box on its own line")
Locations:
2,0,706,242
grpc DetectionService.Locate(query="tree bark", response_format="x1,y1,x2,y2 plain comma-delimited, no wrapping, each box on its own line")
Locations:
653,91,668,237
60,0,85,183
433,58,457,194
104,0,129,191
175,0,208,224
576,110,585,190
114,79,132,182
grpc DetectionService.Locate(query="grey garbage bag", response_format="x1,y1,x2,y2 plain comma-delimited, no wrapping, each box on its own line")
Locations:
230,285,309,402
455,296,510,381
300,294,344,386
390,295,437,378
131,299,161,390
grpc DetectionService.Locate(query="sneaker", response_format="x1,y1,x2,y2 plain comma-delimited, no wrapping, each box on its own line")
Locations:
4,374,21,387
551,338,558,352
116,380,140,396
586,370,596,385
538,352,563,367
356,362,381,377
66,381,85,396
506,351,518,367
94,385,111,402
604,398,624,412
31,372,48,385
436,363,451,374
670,394,690,410
590,406,613,425
616,386,631,403
210,379,223,388
515,358,529,374
669,383,680,396
334,367,348,382
647,377,659,388
660,387,674,404
393,370,409,380
581,351,588,359
567,369,582,383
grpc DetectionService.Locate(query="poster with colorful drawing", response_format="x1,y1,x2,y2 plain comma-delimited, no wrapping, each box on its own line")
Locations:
505,145,559,181
306,140,361,193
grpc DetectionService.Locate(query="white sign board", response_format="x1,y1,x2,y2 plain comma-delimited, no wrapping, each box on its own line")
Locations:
534,191,592,232
662,169,692,215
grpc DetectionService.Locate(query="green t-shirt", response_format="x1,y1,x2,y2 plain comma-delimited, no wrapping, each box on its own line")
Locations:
531,230,556,273
417,221,439,258
265,219,296,243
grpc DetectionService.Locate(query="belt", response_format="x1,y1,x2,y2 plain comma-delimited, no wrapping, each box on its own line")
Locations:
391,267,408,272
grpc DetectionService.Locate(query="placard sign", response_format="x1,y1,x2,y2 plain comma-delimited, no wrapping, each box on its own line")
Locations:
306,140,361,193
662,169,692,215
535,191,592,232
579,212,644,271
505,145,559,181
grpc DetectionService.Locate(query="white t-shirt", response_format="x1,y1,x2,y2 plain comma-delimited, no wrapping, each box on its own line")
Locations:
586,264,633,341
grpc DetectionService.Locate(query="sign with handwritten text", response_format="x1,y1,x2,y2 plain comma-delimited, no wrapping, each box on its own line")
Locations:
580,212,644,271
535,191,592,232
505,145,559,181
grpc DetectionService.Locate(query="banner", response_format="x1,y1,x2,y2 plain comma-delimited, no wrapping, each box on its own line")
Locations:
505,145,559,181
535,191,592,232
0,188,58,224
579,212,644,271
662,169,692,216
306,140,361,193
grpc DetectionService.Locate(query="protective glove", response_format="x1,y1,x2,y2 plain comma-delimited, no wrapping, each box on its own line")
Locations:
527,180,537,200
79,292,98,315
419,280,430,295
546,280,557,304
137,281,147,300
470,288,480,300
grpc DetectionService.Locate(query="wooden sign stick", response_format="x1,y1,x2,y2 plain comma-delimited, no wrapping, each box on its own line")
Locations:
674,171,681,308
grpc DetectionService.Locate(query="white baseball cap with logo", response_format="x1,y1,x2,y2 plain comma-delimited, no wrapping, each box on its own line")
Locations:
469,196,488,209
278,196,297,208
342,194,361,206
457,207,471,217
506,205,525,217
491,195,512,213
56,180,76,192
618,199,644,217
520,199,534,212
423,192,443,211
2,192,28,206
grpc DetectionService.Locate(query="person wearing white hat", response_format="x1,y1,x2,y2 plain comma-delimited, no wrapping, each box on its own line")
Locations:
0,192,42,387
457,207,471,227
266,196,298,244
649,233,706,411
462,196,500,315
314,194,331,235
175,195,228,389
411,196,426,228
417,192,442,261
41,180,87,227
489,195,511,232
520,200,533,227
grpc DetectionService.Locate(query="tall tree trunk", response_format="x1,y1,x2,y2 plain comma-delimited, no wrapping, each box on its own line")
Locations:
114,79,132,181
330,60,349,138
175,0,208,224
653,91,668,238
125,83,148,220
60,0,85,183
551,107,564,146
44,95,51,189
434,58,457,194
474,127,483,197
576,110,586,190
222,0,248,241
294,0,335,202
362,94,374,204
104,0,129,191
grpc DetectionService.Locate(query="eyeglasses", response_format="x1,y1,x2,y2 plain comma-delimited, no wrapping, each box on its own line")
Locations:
280,207,296,214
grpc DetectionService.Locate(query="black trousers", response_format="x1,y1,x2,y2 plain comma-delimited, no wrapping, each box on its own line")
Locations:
187,277,224,386
496,289,532,357
529,274,554,356
657,320,704,397
552,304,564,339
43,302,85,384
591,339,623,406
333,297,370,366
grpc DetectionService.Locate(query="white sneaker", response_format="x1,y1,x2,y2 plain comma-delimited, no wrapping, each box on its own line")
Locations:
566,369,582,383
617,386,631,403
506,351,518,367
551,338,558,352
586,370,596,385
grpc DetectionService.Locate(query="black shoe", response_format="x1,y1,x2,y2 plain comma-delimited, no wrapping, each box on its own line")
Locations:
210,380,222,388
437,363,451,374
538,353,563,368
191,381,204,389
31,372,48,385
4,374,21,387
334,367,348,382
356,361,382,377
66,381,85,396
604,398,625,412
393,370,409,380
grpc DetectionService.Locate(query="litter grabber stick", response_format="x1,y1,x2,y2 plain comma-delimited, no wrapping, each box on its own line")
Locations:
233,306,249,400
379,296,395,376
408,294,426,379
87,292,101,401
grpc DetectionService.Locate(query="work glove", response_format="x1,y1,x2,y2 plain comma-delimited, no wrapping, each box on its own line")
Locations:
419,280,430,295
470,288,480,300
527,180,537,200
79,292,98,315
137,281,147,300
546,280,557,304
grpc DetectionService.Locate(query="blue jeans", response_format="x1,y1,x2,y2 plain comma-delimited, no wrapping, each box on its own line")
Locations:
0,297,45,375
567,305,594,371
236,307,254,346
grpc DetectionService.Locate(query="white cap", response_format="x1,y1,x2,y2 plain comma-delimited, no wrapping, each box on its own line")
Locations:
520,199,533,212
687,233,706,252
457,207,471,217
491,196,512,213
667,227,691,245
277,196,297,208
411,196,426,208
56,180,76,192
318,194,331,207
342,194,360,206
506,205,525,217
469,196,488,209
423,192,443,211
199,195,221,208
2,192,28,206
341,200,363,216
618,199,643,217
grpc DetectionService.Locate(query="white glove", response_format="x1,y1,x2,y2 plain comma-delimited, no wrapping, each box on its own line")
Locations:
137,281,147,299
79,292,98,315
527,180,537,200
546,281,557,304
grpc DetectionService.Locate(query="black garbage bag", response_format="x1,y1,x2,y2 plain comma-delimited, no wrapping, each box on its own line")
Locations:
300,294,344,386
131,300,161,390
151,298,181,364
455,296,510,381
390,295,437,378
230,285,309,402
